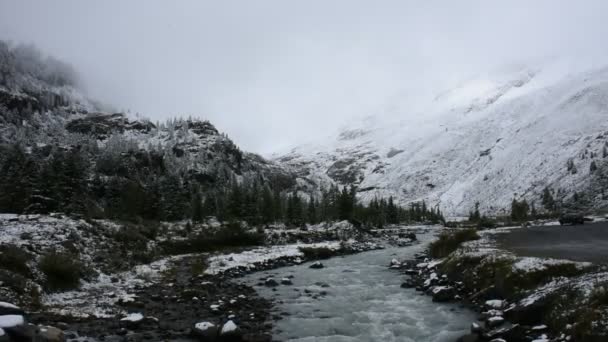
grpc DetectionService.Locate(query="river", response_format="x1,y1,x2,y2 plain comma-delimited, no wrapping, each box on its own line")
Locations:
242,233,476,342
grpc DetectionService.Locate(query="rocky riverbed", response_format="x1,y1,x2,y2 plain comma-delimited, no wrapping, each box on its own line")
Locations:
1,223,390,342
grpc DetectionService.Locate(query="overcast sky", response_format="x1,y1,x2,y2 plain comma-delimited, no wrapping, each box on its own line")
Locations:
2,1,608,154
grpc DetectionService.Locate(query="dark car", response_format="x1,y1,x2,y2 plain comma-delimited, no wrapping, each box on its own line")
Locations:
559,213,585,225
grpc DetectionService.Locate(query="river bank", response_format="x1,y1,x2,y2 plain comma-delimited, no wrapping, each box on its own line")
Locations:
391,225,608,342
0,215,408,342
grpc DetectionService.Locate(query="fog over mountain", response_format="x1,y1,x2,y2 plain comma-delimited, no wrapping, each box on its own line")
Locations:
3,0,608,153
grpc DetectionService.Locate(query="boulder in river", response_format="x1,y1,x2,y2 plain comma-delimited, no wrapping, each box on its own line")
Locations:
401,279,417,288
431,286,455,302
485,316,505,328
264,278,279,287
309,262,324,269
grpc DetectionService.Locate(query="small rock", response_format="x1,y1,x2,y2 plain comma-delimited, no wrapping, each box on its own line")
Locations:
486,316,505,328
219,320,241,341
192,322,218,341
280,278,293,285
264,278,279,287
432,286,455,302
35,325,65,342
485,300,504,309
120,313,144,328
309,262,324,269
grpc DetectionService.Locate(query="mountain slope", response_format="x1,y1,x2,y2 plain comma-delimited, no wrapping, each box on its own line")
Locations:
278,64,608,216
0,41,297,220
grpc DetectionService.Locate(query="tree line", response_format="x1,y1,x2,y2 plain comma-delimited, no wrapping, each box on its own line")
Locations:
0,142,444,227
198,182,444,227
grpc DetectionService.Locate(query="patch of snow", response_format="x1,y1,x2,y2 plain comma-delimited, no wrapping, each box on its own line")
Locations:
120,313,144,322
485,299,504,309
0,315,24,328
194,322,215,331
43,253,193,318
0,302,19,310
532,334,549,342
204,241,341,275
513,257,592,272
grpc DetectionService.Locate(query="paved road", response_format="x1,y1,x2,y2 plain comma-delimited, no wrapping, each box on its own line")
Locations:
494,221,608,264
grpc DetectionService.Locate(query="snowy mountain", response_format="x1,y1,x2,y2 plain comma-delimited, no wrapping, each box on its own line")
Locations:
0,41,298,220
277,62,608,216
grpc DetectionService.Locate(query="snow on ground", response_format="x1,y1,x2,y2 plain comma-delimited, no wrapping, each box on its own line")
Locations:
204,241,342,275
277,62,608,216
519,271,608,307
0,315,24,328
42,238,353,317
455,226,595,272
42,254,192,318
512,257,592,272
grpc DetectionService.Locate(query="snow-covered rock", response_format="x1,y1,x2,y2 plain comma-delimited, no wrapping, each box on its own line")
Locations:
486,316,505,328
220,320,240,338
431,286,455,302
0,314,24,328
485,299,505,309
0,302,23,316
192,321,218,340
120,313,144,322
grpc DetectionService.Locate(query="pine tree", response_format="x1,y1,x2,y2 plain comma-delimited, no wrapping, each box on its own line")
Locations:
227,180,244,220
261,186,275,224
511,198,530,222
191,189,204,222
469,202,481,222
0,144,36,213
307,197,318,224
386,196,398,224
590,161,598,173
541,187,555,212
338,186,355,221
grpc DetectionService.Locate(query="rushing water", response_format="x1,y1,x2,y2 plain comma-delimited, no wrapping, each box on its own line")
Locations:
243,234,476,342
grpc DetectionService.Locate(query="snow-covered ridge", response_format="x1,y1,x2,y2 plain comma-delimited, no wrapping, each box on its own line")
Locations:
278,63,608,215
